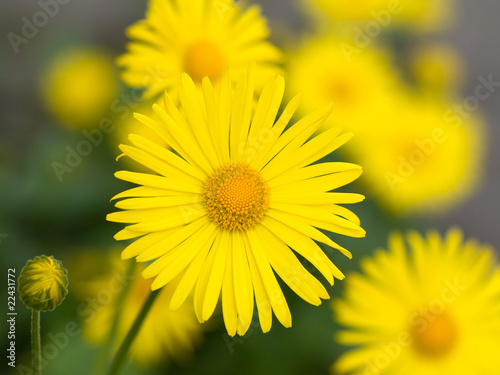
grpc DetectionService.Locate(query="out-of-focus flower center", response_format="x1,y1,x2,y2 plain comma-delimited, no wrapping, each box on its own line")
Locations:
324,75,359,108
411,312,457,358
184,40,226,83
203,162,269,231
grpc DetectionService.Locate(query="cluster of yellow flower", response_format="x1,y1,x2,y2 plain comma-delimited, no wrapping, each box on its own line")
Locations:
36,0,499,373
287,5,484,215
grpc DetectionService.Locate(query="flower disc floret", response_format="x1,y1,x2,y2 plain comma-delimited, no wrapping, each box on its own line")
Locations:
203,162,269,231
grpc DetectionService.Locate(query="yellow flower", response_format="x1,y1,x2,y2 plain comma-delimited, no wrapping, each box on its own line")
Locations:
111,100,168,171
117,0,282,100
286,35,400,133
40,47,119,129
71,251,203,366
18,255,68,311
332,228,500,375
348,99,485,214
301,0,451,30
409,43,464,99
107,67,365,336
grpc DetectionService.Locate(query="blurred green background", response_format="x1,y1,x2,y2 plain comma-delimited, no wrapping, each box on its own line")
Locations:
1,1,499,374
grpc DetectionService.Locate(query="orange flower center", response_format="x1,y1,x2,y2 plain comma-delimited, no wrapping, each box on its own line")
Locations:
184,40,226,83
411,312,457,358
203,163,269,231
323,75,360,108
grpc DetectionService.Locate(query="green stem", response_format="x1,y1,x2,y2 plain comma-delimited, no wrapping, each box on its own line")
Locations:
106,289,160,375
31,309,42,375
93,261,136,375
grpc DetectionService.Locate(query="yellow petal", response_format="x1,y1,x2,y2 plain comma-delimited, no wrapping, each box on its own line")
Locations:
232,230,254,335
201,229,230,321
257,226,328,305
246,227,292,328
244,232,273,333
149,222,218,290
222,237,238,336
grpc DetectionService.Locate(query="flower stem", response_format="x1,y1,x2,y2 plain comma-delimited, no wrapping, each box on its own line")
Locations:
93,261,136,375
106,289,160,375
31,309,42,375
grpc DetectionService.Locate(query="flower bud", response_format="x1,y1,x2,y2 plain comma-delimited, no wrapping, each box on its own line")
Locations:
18,255,69,311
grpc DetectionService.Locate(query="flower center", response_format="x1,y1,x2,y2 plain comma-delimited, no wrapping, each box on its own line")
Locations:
184,40,226,83
324,75,359,108
411,312,457,358
203,163,269,231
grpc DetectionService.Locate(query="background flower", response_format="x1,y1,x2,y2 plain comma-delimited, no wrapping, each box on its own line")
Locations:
285,35,401,133
299,0,451,30
1,1,500,374
69,250,204,367
39,47,119,130
117,0,282,100
332,228,500,374
347,98,485,214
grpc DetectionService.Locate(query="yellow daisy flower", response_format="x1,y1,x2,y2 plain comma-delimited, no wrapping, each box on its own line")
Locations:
286,36,400,133
409,43,464,99
111,100,168,170
40,47,119,130
348,99,485,214
117,0,282,100
301,0,450,30
74,252,203,366
107,67,365,336
332,228,500,375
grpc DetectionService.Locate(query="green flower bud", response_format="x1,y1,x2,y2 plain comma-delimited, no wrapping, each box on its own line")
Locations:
18,255,69,311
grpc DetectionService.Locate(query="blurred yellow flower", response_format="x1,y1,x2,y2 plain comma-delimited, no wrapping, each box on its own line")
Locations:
40,47,119,130
71,251,203,366
117,0,282,100
332,228,500,375
107,67,365,336
409,43,464,98
301,0,450,30
18,255,68,312
286,36,400,133
111,100,168,171
348,99,484,214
